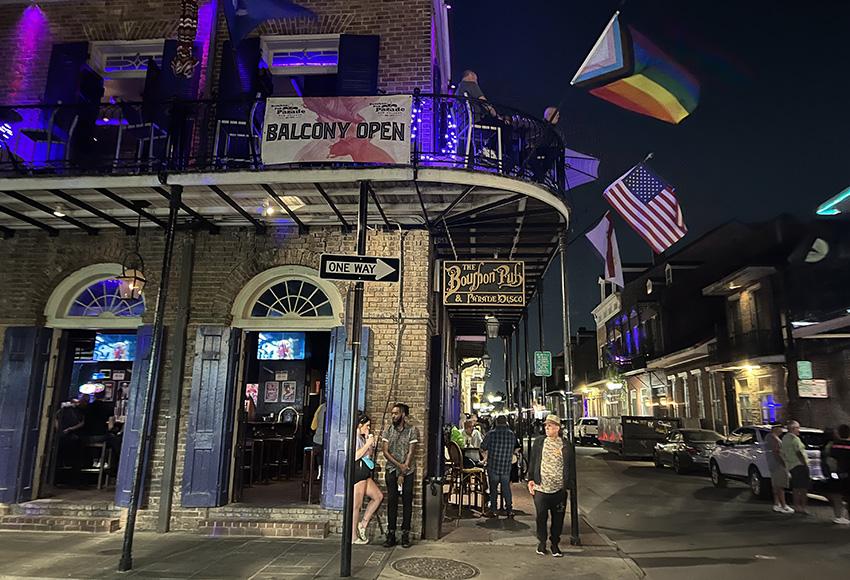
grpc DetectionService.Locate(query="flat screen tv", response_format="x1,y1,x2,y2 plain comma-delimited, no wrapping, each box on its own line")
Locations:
93,333,137,362
257,332,306,360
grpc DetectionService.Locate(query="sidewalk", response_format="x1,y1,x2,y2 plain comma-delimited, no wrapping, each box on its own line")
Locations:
0,485,641,579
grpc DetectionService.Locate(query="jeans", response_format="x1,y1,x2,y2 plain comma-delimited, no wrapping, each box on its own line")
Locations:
386,469,414,533
488,469,512,512
534,488,566,546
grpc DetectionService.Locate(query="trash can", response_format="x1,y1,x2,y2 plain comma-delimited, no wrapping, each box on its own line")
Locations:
422,476,444,540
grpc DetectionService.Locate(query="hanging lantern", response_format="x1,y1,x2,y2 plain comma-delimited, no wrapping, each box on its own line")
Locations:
172,0,199,79
118,209,146,300
485,315,499,339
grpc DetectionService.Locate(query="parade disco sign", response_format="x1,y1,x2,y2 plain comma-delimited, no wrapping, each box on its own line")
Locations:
261,95,412,165
442,260,526,307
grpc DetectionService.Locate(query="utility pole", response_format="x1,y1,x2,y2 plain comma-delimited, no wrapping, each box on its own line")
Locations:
340,181,368,577
558,227,580,546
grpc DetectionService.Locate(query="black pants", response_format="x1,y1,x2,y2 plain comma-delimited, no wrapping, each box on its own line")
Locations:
386,469,415,533
534,488,566,546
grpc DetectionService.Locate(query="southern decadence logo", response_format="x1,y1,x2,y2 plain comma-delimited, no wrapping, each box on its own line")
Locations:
265,99,408,143
443,261,525,307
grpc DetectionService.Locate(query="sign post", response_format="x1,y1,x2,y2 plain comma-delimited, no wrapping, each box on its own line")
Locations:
534,351,552,377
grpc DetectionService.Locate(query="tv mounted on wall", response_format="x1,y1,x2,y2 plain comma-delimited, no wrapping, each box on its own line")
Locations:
92,333,137,362
257,332,306,360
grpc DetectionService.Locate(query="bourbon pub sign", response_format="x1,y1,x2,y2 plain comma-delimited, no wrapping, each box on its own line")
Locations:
442,260,526,307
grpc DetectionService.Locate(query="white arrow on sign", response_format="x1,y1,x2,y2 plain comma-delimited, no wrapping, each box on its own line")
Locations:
374,258,396,281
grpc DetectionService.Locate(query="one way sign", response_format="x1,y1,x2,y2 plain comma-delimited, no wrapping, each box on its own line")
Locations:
319,254,400,283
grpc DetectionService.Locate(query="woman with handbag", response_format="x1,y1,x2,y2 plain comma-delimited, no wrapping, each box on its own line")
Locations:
353,413,384,544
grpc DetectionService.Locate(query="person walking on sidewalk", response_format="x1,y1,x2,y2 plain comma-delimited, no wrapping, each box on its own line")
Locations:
781,420,811,514
382,403,419,548
481,414,520,518
527,414,573,558
766,425,793,514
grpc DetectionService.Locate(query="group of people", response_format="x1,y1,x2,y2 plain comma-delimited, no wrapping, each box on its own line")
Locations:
766,421,850,524
454,69,564,181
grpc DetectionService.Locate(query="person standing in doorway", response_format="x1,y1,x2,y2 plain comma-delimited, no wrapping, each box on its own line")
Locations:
766,424,793,513
311,398,326,479
781,420,810,514
527,414,573,558
382,403,419,548
481,415,519,518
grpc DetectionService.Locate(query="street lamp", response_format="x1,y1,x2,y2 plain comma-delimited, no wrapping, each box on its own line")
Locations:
485,315,499,338
481,352,491,371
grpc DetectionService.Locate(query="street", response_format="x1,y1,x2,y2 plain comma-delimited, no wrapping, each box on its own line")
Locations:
576,446,850,580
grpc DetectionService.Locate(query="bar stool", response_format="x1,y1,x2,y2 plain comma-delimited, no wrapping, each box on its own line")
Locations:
301,446,320,504
80,440,112,490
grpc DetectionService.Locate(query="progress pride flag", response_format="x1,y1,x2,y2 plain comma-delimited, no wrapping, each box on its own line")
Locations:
261,95,412,165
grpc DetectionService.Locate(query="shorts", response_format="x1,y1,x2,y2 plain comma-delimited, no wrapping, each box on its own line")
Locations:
790,465,811,491
769,465,789,489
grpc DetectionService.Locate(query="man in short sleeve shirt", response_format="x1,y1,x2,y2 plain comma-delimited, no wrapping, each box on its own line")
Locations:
381,403,419,548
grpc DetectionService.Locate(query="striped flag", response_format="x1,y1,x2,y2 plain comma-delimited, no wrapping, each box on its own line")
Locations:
585,211,624,288
603,163,687,254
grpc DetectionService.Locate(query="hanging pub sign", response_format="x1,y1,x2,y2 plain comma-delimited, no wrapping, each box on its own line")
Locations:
261,95,412,165
442,260,525,307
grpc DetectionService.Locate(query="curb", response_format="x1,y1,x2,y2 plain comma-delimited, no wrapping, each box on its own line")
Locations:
578,508,646,579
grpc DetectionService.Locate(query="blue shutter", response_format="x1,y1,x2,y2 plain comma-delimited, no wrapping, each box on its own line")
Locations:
115,325,154,507
0,327,52,503
181,326,241,507
321,325,370,510
336,35,380,96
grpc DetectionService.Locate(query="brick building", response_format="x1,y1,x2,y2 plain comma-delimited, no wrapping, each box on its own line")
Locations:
0,1,572,542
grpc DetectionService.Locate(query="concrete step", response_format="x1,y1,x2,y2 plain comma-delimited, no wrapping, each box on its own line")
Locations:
10,500,120,519
0,515,121,533
199,519,329,539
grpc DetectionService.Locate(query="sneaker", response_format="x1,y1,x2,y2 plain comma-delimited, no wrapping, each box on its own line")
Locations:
833,517,850,525
782,506,795,514
772,505,783,513
357,522,368,542
401,532,411,548
536,544,548,555
353,536,369,545
382,533,397,548
483,509,497,518
551,544,563,558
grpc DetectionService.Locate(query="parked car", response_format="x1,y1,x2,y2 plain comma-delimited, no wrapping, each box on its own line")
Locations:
575,417,600,445
709,425,827,498
599,416,682,459
654,428,723,474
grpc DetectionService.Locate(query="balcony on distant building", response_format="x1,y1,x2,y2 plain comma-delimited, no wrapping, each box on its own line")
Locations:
708,328,785,364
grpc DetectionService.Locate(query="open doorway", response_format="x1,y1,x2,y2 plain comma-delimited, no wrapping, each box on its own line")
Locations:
44,329,137,501
232,330,330,506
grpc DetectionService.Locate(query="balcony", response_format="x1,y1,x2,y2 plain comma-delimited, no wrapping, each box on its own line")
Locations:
0,94,569,193
602,344,654,374
708,329,784,364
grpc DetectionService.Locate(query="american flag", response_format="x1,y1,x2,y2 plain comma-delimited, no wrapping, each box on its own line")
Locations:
603,163,687,254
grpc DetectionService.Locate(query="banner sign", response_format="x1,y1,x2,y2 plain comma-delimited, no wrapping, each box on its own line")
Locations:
261,95,412,165
442,260,525,307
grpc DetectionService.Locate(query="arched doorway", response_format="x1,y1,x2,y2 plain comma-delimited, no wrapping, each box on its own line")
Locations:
41,263,147,502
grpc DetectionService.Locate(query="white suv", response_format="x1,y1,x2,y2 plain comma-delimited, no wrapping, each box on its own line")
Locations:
709,425,826,498
576,417,600,446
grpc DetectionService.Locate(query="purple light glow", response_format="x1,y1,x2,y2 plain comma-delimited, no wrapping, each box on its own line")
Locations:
196,0,215,95
10,6,51,104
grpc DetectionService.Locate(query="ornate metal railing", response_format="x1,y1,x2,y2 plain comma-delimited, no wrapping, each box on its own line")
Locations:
0,94,567,191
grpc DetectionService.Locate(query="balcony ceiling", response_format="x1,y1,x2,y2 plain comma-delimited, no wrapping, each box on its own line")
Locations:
0,169,566,337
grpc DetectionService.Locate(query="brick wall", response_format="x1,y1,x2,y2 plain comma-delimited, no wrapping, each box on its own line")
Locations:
0,0,434,104
0,225,433,535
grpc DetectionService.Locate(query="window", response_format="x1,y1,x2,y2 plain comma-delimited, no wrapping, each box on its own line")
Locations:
251,280,333,318
67,278,145,318
90,40,165,79
694,372,706,419
261,35,340,76
681,376,691,418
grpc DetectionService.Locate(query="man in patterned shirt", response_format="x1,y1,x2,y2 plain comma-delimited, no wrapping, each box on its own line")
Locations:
481,414,520,518
527,414,573,557
381,403,419,548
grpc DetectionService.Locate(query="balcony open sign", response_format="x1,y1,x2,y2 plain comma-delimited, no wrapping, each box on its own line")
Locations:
534,351,552,377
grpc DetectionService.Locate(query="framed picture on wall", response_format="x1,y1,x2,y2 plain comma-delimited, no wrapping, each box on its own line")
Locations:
245,383,259,405
275,371,288,382
103,381,115,402
281,381,296,403
264,381,280,403
112,371,126,381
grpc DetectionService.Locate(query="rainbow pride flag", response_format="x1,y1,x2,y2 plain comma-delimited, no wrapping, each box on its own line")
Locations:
571,12,699,124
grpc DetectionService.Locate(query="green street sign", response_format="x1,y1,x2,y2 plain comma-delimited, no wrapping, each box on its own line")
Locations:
534,351,552,377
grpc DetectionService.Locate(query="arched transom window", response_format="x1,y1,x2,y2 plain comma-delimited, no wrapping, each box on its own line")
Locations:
68,278,145,318
231,265,343,331
251,280,333,318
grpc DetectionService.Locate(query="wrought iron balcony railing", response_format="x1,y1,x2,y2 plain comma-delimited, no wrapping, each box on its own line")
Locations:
708,328,785,363
0,94,568,192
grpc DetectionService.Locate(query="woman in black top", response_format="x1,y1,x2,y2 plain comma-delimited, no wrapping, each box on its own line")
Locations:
352,414,384,544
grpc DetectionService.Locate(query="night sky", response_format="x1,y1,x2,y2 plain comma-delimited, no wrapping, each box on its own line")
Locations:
449,0,850,391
